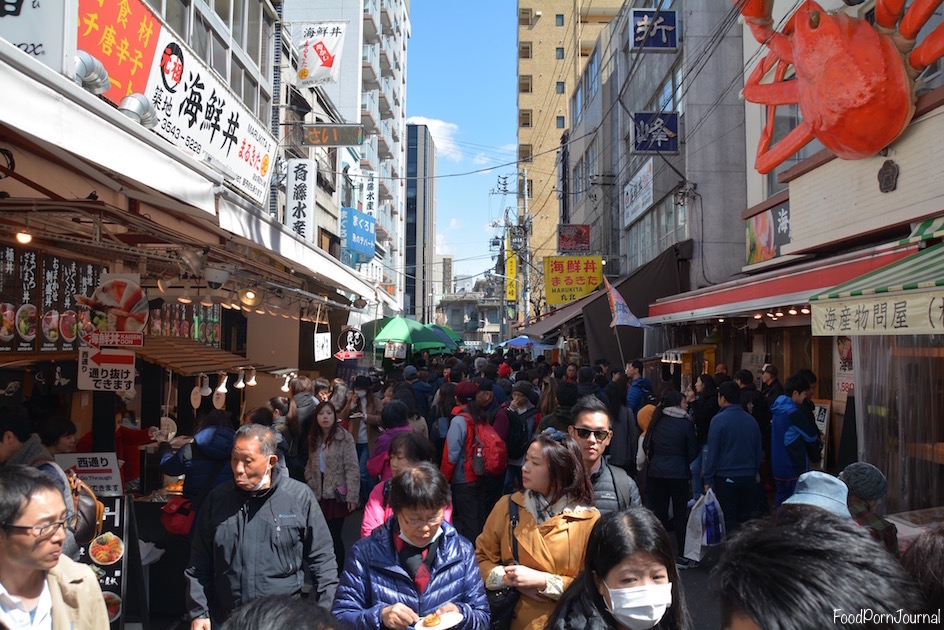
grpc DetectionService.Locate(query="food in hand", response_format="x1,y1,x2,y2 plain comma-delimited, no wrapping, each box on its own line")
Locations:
423,612,442,627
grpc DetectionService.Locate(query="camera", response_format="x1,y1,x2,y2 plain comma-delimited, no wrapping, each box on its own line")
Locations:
204,266,231,290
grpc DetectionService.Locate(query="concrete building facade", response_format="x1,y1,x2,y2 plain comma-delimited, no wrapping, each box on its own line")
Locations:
406,123,437,323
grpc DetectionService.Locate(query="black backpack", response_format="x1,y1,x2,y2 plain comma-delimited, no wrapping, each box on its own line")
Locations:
505,405,538,460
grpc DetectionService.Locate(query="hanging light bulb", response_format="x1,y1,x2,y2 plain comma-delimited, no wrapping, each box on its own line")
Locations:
280,374,291,393
247,368,257,387
178,280,193,305
217,372,228,394
788,306,798,316
753,313,763,320
234,369,245,389
800,306,811,314
199,373,212,396
775,309,784,317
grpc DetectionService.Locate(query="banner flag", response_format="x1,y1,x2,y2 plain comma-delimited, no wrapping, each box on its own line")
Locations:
295,22,347,87
605,277,643,328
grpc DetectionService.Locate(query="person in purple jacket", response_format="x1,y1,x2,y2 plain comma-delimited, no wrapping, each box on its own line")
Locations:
332,462,489,630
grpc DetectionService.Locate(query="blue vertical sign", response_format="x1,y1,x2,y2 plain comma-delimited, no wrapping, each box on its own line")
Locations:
340,206,376,267
630,9,678,52
632,112,680,154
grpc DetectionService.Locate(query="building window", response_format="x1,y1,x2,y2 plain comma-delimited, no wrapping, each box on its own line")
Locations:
519,177,533,198
518,8,532,26
519,41,532,59
556,13,564,26
556,81,565,94
556,116,565,128
556,47,565,60
519,75,533,93
520,110,533,128
519,144,533,163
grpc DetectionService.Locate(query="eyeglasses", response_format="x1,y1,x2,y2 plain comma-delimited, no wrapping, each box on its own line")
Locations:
572,427,611,441
400,514,444,528
3,513,79,537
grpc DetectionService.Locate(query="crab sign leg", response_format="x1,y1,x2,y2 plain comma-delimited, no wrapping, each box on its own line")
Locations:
900,0,944,71
874,0,908,30
756,121,815,175
736,0,795,64
900,0,944,40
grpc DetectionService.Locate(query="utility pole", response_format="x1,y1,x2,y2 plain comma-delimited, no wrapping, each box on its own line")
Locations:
522,169,530,323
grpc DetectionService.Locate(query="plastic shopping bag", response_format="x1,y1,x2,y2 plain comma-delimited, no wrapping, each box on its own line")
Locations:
683,488,726,561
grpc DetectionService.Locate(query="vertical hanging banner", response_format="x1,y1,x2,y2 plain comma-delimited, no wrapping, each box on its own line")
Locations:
341,206,377,263
604,277,643,328
285,159,316,242
295,21,347,87
505,233,517,302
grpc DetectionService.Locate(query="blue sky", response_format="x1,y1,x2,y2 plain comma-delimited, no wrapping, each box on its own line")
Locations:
406,0,518,282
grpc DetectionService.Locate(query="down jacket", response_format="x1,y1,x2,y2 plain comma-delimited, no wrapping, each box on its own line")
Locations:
159,425,235,499
332,518,490,629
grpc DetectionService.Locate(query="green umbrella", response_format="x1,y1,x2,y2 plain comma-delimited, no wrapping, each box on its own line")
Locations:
372,317,449,353
427,324,464,346
358,317,392,347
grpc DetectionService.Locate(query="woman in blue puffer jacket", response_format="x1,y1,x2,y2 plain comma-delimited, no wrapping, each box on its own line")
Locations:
333,461,489,630
159,409,235,499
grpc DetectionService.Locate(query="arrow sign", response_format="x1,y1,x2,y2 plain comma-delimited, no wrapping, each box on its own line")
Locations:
334,350,363,361
314,41,335,67
90,350,135,366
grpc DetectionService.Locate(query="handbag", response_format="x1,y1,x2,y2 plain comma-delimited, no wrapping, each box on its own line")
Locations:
487,495,521,630
67,470,105,545
161,456,226,536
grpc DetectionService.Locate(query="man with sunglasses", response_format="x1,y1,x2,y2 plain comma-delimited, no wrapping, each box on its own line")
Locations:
567,396,640,514
0,465,108,629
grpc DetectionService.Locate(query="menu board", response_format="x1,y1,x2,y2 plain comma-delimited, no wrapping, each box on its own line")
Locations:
60,259,80,352
0,246,17,353
16,250,38,352
40,255,62,352
153,302,222,348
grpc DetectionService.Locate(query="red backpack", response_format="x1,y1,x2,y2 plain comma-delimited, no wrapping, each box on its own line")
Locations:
469,416,508,477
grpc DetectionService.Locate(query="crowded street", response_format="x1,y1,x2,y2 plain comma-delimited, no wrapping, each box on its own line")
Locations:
2,0,944,629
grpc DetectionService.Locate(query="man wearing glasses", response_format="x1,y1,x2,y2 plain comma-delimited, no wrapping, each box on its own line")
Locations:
567,396,640,514
0,465,109,629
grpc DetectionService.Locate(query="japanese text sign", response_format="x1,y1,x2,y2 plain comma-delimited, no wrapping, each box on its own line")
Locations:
505,239,518,303
746,200,791,265
630,9,678,52
811,292,944,337
341,206,376,260
55,453,123,497
558,224,591,253
78,348,135,391
632,112,679,154
623,159,653,228
285,159,316,242
294,21,347,87
543,256,603,306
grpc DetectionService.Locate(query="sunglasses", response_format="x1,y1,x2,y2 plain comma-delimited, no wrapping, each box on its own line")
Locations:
572,427,611,441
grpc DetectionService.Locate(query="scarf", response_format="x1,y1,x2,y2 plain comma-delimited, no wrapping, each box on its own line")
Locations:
523,489,576,524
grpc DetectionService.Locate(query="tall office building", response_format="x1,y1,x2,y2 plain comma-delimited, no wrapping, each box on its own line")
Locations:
406,124,437,322
284,0,410,307
516,1,622,317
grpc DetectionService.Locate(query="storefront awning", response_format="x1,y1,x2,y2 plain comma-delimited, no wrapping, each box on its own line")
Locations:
810,241,944,336
137,336,284,377
899,215,944,245
0,40,219,216
641,244,917,325
217,197,400,311
520,290,598,340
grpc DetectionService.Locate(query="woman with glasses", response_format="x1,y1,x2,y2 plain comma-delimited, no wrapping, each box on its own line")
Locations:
333,462,489,630
0,465,109,629
475,431,600,630
547,507,691,630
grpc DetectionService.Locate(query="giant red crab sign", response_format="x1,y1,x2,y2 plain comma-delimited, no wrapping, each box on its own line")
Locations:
737,0,941,174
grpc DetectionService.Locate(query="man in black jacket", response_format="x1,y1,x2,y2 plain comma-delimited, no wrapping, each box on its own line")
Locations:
186,424,338,628
568,396,640,514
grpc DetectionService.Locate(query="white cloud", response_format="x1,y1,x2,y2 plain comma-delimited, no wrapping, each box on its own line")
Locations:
435,232,451,255
406,116,462,162
448,218,459,230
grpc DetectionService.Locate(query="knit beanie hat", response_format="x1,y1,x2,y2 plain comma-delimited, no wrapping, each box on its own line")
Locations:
839,462,888,501
512,381,533,397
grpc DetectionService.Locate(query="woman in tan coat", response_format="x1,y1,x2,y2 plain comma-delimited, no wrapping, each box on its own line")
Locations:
306,400,359,570
475,430,600,630
340,374,384,502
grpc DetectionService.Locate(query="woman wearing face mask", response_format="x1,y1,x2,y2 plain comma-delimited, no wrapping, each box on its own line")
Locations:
333,462,490,630
547,507,690,630
475,430,600,630
341,374,383,502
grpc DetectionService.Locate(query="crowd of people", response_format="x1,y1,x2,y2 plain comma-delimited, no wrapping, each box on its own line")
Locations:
0,351,941,629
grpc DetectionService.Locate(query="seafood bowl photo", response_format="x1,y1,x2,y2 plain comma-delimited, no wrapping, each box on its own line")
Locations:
59,309,78,343
0,303,15,342
89,532,124,566
15,304,36,342
77,278,149,333
41,310,60,343
103,591,122,622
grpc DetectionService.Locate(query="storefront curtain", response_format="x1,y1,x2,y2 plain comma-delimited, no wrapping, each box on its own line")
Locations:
853,335,944,513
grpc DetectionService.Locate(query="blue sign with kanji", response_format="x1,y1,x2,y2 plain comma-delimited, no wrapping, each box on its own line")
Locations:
340,206,377,262
632,112,680,154
630,9,678,52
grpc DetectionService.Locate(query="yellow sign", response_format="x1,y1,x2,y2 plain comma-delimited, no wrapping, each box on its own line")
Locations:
505,240,517,302
543,256,603,306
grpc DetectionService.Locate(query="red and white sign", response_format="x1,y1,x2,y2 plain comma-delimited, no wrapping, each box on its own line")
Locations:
78,348,135,391
82,330,145,348
54,453,124,497
295,22,347,87
334,350,363,361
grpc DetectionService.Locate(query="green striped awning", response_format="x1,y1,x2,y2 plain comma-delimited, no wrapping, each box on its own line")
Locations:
811,241,944,302
898,216,944,245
